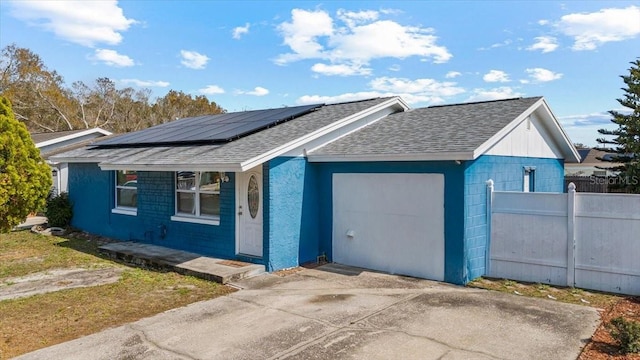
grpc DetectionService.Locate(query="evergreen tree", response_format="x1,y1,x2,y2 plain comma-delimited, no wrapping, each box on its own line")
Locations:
596,59,640,193
0,96,52,232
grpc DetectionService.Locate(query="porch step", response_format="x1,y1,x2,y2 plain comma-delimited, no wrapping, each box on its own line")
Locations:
98,242,265,284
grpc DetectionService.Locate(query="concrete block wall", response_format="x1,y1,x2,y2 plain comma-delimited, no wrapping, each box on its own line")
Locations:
463,155,565,281
68,163,238,259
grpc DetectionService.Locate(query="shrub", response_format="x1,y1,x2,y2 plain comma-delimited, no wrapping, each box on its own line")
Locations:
609,317,640,353
0,96,52,232
45,192,73,227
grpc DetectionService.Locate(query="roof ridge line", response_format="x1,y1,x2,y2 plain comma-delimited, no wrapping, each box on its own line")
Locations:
427,96,541,108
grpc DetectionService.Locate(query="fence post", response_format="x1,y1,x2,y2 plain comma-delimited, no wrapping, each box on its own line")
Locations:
485,179,494,276
567,182,576,287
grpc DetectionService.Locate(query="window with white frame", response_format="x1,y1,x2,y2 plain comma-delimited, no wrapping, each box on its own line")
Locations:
175,171,221,219
523,167,535,192
115,170,138,208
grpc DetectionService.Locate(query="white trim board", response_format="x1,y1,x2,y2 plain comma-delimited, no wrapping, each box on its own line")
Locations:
35,128,112,148
474,98,580,162
239,97,408,171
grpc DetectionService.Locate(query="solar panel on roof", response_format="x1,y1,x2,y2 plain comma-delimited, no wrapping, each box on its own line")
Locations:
95,104,323,147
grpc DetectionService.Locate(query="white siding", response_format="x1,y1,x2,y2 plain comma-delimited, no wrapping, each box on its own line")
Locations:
485,113,564,159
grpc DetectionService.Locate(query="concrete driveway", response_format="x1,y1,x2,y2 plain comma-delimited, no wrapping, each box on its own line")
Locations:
16,264,599,360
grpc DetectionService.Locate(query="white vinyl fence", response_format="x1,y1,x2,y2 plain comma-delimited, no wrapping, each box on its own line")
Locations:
487,181,640,296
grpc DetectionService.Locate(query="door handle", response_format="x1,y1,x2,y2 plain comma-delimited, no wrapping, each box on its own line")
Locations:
238,205,243,215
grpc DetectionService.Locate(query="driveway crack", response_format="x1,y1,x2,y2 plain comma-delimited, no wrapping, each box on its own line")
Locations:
127,324,197,360
346,324,507,360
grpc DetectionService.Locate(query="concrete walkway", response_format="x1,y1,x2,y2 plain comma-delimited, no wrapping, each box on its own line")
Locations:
99,242,265,284
16,264,600,360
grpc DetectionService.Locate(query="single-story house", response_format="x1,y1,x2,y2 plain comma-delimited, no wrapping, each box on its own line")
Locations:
565,148,621,176
31,128,112,195
51,96,580,285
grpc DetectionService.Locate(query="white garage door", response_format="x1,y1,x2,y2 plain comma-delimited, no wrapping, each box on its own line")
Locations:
332,173,445,281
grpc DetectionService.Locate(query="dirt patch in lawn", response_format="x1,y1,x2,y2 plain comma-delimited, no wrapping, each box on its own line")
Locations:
0,230,234,358
469,278,640,359
0,267,124,301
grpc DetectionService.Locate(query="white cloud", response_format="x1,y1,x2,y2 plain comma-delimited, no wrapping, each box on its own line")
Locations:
369,77,464,97
558,6,640,50
236,87,270,96
91,49,134,67
538,19,550,26
297,91,449,106
9,0,136,47
445,71,461,78
297,92,384,105
336,9,379,28
483,70,510,83
466,87,523,102
297,76,464,106
275,9,334,63
479,39,512,51
180,50,210,69
330,20,452,63
559,111,612,127
311,63,371,76
232,23,250,39
559,111,619,147
526,36,559,53
120,79,169,87
379,8,403,16
388,64,401,72
524,68,563,82
275,8,451,76
199,85,225,95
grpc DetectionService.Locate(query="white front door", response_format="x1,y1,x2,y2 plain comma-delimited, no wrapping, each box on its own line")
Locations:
237,166,263,257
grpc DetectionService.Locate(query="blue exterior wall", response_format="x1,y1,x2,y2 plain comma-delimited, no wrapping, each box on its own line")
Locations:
67,154,563,284
264,157,319,271
313,161,466,284
67,163,239,259
463,155,565,281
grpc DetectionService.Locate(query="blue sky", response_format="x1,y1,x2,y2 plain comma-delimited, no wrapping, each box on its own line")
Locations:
1,1,639,146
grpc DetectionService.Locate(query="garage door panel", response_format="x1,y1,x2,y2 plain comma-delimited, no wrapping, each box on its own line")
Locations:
332,173,445,281
335,213,435,277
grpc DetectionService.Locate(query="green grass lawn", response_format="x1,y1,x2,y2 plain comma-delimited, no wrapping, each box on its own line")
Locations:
0,230,233,358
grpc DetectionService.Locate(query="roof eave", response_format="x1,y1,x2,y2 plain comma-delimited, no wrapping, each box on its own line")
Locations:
35,128,113,148
98,163,243,172
471,97,582,163
307,152,475,163
238,96,409,171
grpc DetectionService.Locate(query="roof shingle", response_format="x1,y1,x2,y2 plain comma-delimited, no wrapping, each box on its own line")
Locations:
310,97,542,156
53,98,394,168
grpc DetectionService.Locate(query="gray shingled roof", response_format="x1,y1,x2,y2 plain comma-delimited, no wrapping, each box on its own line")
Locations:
31,129,89,144
310,97,542,156
52,98,394,168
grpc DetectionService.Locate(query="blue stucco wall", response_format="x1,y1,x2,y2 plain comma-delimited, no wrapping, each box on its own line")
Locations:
313,161,466,284
264,157,319,271
67,163,238,259
463,155,565,281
